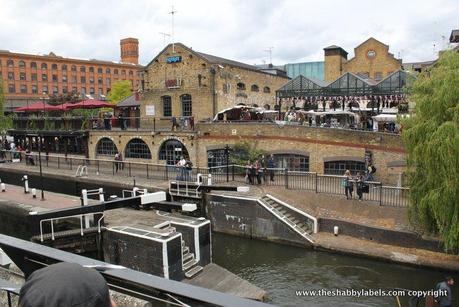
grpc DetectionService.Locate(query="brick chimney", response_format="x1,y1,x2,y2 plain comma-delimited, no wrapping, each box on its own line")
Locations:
120,38,139,64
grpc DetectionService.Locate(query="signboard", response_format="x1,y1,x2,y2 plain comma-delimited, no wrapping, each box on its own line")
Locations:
167,56,182,64
145,105,155,116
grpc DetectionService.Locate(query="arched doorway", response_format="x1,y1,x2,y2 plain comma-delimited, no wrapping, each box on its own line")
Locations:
159,139,189,165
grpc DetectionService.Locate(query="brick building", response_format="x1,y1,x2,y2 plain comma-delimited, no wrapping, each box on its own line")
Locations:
0,38,143,112
140,43,289,128
324,37,402,82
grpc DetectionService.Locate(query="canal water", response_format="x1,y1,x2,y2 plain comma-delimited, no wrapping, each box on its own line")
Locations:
213,232,459,307
0,172,457,306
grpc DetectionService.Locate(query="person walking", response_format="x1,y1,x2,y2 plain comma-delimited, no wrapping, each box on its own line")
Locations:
343,170,353,199
436,276,454,307
355,172,364,201
267,154,275,182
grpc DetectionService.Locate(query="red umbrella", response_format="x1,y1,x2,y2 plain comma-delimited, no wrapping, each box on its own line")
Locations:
66,99,115,110
14,101,63,112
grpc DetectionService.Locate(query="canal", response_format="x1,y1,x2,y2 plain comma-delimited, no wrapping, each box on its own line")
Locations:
0,171,457,306
213,232,459,307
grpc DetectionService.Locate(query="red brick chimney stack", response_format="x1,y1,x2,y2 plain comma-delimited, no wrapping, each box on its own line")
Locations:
120,38,139,64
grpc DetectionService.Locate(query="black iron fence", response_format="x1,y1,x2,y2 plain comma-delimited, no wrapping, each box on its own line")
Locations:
0,150,409,207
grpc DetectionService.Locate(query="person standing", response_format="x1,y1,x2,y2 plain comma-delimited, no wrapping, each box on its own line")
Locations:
355,172,364,201
250,161,257,185
254,159,262,185
267,154,275,182
114,152,120,172
118,151,124,171
343,170,353,199
259,155,267,184
176,156,186,180
436,276,454,307
185,159,193,181
245,161,252,184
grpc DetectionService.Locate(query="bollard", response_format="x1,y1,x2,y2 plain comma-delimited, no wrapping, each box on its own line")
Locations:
22,175,29,194
81,189,90,228
333,226,339,236
207,174,212,186
143,188,148,195
32,188,37,198
1,183,5,192
98,188,104,202
132,187,139,197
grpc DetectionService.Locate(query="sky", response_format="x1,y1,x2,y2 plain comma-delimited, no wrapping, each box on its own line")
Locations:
0,0,457,66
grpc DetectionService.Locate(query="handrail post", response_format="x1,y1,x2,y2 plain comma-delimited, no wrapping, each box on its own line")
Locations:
315,172,318,193
57,156,60,169
165,165,168,180
146,164,149,179
112,162,115,175
232,164,235,181
129,162,131,177
70,158,72,170
379,183,383,206
97,159,100,174
285,168,289,189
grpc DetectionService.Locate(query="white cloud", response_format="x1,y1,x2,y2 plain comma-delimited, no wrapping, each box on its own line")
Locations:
0,0,457,65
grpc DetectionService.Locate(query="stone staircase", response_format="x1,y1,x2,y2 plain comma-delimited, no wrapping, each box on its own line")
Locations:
181,240,203,278
258,195,316,244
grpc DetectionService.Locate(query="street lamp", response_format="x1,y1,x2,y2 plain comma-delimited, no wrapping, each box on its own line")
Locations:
29,133,45,201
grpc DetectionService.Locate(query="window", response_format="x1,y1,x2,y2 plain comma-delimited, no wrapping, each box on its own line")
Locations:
96,138,118,156
71,76,77,83
207,149,227,168
180,94,192,116
20,72,26,80
237,82,246,90
62,86,68,94
62,75,67,83
97,77,103,85
72,87,77,93
80,66,86,72
98,88,103,95
114,69,118,75
129,70,133,76
162,96,172,117
71,65,77,71
251,84,259,92
32,85,38,94
263,86,270,93
31,73,37,81
89,67,94,73
42,85,48,94
106,78,111,86
8,84,15,93
52,74,58,82
52,63,58,70
121,69,126,75
53,86,58,94
31,62,37,69
158,139,189,165
62,64,67,71
81,87,86,94
106,68,111,74
125,138,151,159
42,74,48,81
18,60,25,68
7,59,13,67
97,67,103,74
89,77,94,84
81,76,86,83
90,87,95,94
7,72,14,80
324,160,366,175
273,154,309,171
41,63,48,70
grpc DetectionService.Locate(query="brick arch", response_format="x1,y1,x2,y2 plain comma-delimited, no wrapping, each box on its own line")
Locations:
124,137,152,159
95,137,119,157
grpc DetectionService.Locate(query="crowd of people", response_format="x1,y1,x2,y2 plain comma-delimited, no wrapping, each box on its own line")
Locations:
175,156,193,181
244,154,276,185
342,165,377,201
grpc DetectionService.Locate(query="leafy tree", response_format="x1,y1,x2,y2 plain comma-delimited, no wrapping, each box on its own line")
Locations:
402,51,459,252
107,80,132,104
230,141,267,166
0,77,12,133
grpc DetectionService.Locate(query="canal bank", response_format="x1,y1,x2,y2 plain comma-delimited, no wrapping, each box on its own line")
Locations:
0,165,458,274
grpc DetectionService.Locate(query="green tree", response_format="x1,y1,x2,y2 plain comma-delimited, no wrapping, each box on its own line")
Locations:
0,77,12,133
230,141,267,165
107,80,132,104
402,51,459,252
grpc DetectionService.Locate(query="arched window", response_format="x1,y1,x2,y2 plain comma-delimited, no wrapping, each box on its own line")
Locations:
251,84,259,92
18,60,25,68
121,69,126,75
180,94,192,116
273,154,309,171
237,82,246,90
129,70,133,76
80,66,86,72
97,67,103,73
52,63,58,70
71,65,77,71
162,96,172,117
159,139,189,165
30,62,37,69
89,67,94,73
62,64,67,71
7,59,14,67
125,138,151,159
41,63,48,70
324,160,366,175
106,68,111,74
96,138,118,156
263,86,270,93
114,69,119,75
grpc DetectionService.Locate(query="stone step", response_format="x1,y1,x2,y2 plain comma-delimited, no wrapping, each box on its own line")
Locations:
185,265,203,278
183,258,198,271
182,246,189,255
183,252,194,263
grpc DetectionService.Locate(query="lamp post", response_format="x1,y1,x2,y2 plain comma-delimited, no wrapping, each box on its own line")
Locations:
224,144,230,182
29,133,45,200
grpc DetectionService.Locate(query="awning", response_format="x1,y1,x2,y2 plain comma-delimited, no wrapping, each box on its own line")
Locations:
14,102,63,112
66,99,115,110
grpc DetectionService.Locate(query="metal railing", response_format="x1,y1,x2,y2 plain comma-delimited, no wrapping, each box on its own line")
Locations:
0,150,409,207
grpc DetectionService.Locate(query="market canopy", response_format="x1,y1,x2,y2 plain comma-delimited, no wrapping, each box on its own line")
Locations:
65,99,115,110
14,101,63,112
